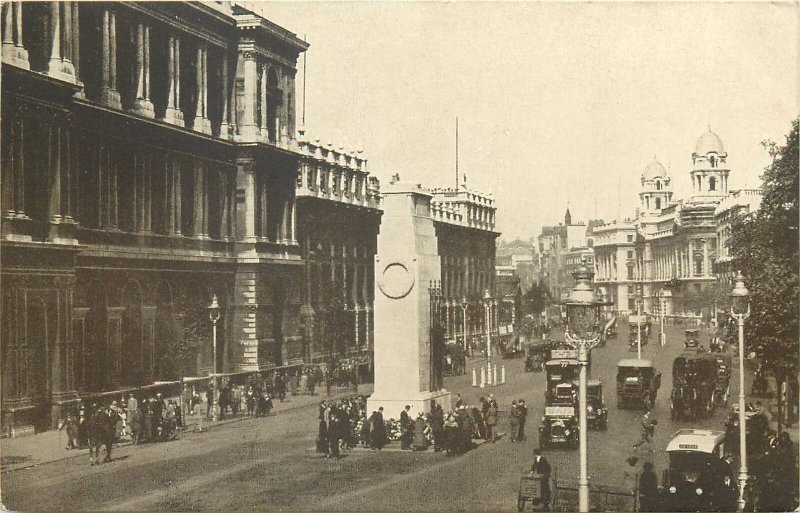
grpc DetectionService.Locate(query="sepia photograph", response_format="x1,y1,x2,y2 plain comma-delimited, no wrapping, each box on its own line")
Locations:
0,1,798,511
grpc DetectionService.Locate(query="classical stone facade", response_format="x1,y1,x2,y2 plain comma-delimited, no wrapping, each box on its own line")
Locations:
0,1,378,434
591,129,752,317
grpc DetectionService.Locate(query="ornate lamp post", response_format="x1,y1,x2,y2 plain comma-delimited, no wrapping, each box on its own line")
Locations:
483,289,493,385
460,296,469,352
730,272,750,511
207,294,221,423
635,283,643,359
563,257,608,513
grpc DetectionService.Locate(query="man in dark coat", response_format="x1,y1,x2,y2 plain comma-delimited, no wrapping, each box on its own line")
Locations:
400,405,412,450
328,413,342,459
638,461,659,512
369,407,386,450
531,448,552,510
517,399,529,441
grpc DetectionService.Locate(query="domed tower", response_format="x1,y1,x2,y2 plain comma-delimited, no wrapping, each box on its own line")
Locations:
690,128,729,200
639,157,673,214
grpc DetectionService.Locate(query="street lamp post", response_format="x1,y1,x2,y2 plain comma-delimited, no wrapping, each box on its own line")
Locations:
483,289,493,385
730,272,750,511
635,284,643,359
659,290,666,347
460,296,469,352
208,294,221,423
563,257,608,513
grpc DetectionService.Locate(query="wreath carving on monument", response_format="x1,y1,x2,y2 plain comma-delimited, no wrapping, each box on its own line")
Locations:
376,258,416,299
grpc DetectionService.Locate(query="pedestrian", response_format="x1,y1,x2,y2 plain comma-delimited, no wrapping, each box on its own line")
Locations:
369,407,386,450
444,411,459,455
461,405,475,453
454,393,464,409
485,402,498,442
531,448,552,510
509,400,520,442
328,413,341,459
413,412,428,451
143,398,154,442
181,385,192,421
517,399,528,441
638,462,659,512
431,402,444,452
400,405,412,450
129,406,143,445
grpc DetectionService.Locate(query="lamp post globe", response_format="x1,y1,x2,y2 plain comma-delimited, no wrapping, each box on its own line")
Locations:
208,294,221,422
730,271,750,511
563,256,607,513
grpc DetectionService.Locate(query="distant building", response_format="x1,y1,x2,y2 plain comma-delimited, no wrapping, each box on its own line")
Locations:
496,238,537,292
591,128,758,317
714,188,763,285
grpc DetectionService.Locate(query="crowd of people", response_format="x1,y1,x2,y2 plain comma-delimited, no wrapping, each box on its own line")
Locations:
314,393,532,457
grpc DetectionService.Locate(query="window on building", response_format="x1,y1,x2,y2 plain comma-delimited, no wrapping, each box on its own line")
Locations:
709,177,716,191
627,250,634,259
710,156,716,168
627,234,634,242
655,198,661,209
694,258,703,276
627,265,634,280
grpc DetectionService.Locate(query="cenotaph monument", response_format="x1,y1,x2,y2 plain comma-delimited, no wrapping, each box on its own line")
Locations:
367,181,452,418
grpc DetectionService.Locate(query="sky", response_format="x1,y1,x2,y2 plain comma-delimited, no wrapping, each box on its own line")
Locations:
261,1,799,241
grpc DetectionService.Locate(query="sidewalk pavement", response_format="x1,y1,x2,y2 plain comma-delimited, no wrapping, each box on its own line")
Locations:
0,384,373,474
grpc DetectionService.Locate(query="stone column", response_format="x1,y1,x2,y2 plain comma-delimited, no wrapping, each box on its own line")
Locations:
71,2,79,81
289,188,297,244
2,2,30,69
48,126,62,224
260,63,268,139
219,53,230,137
132,23,154,118
194,160,209,239
219,170,231,240
165,157,182,236
702,239,710,277
239,51,258,140
100,10,121,108
236,158,257,244
280,196,289,244
258,176,268,241
193,44,211,134
688,239,694,276
163,35,184,126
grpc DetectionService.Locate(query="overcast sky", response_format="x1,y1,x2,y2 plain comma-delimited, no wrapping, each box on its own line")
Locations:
263,1,798,241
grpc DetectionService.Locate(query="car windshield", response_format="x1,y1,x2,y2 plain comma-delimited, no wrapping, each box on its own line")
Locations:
669,452,716,482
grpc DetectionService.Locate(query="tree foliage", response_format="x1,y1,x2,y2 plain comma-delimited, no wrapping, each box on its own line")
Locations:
523,280,550,316
728,118,799,378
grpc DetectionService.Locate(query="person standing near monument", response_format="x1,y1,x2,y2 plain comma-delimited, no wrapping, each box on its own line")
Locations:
369,407,386,450
400,405,412,450
517,399,529,441
509,400,520,442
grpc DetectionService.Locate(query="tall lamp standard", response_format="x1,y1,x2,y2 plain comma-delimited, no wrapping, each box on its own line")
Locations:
483,289,493,385
460,296,469,352
563,257,609,513
658,290,666,347
730,272,750,511
635,283,643,359
208,294,221,423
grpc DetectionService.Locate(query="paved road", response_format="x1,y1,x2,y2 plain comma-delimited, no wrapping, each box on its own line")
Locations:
2,321,738,512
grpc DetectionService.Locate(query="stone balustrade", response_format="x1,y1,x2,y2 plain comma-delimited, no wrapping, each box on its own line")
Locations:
430,187,496,231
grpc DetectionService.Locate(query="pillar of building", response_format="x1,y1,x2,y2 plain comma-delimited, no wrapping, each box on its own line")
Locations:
260,63,268,139
219,53,230,138
131,23,154,118
238,50,258,140
100,10,121,108
219,169,232,240
164,157,181,236
235,157,257,245
2,2,29,69
47,2,76,82
193,160,209,239
193,44,212,135
163,35,184,126
232,269,259,370
702,239,710,277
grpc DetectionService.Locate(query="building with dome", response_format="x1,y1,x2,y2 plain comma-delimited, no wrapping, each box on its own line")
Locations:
592,128,759,318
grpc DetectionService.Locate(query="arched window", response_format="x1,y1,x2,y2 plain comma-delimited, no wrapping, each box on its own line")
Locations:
709,177,716,191
656,181,661,191
710,156,716,168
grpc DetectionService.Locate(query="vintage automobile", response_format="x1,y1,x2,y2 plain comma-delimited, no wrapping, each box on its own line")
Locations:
616,359,661,409
538,405,579,449
662,429,738,512
571,378,608,430
525,344,550,372
670,353,718,420
544,358,580,406
684,329,701,350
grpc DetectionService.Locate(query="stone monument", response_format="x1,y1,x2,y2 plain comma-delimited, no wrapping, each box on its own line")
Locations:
367,181,452,419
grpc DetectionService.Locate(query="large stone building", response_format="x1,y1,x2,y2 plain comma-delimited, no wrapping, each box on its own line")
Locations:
591,129,761,316
713,188,762,286
0,1,499,434
537,209,588,301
